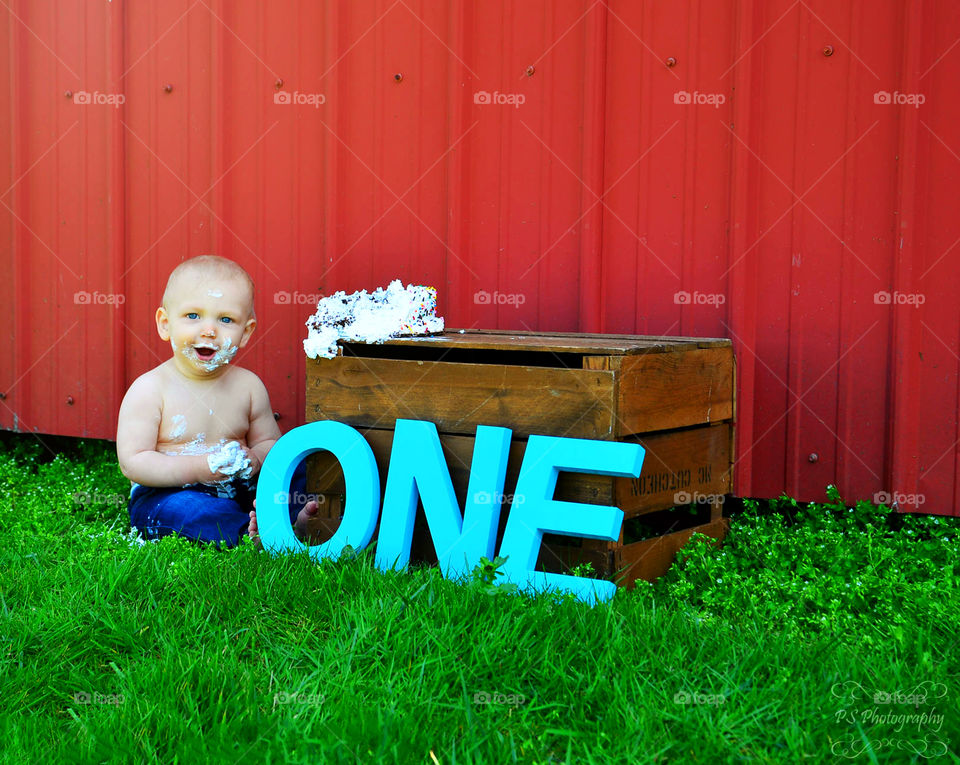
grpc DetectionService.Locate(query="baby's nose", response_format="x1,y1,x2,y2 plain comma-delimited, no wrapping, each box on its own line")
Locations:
200,322,217,337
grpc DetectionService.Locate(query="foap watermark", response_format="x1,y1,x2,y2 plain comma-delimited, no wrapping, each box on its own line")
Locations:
674,491,725,506
274,90,325,108
474,290,526,306
72,491,125,507
73,692,124,706
874,491,925,509
274,691,324,706
873,689,935,707
72,90,125,108
674,290,725,306
473,691,526,707
830,681,948,759
272,491,326,506
74,290,125,306
673,690,726,707
874,91,925,108
473,490,525,506
274,290,320,306
674,90,726,108
874,290,925,307
474,90,525,109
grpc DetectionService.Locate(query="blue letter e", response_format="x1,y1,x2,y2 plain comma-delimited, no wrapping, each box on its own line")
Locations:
498,436,644,604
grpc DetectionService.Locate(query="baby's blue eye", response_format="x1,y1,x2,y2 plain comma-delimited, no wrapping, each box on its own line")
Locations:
186,312,199,320
220,317,234,324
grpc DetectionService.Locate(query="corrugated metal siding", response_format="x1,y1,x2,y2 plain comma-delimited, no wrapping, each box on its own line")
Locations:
1,1,958,514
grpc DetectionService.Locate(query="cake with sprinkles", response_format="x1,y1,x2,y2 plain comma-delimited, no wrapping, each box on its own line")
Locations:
303,280,444,359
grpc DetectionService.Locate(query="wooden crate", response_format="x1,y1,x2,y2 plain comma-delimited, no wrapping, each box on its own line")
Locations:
303,329,735,585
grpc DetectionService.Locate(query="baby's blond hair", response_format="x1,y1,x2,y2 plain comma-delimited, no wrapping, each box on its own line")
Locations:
163,255,255,316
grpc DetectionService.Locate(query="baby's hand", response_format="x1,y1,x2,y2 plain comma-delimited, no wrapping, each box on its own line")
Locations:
205,441,255,482
204,463,236,484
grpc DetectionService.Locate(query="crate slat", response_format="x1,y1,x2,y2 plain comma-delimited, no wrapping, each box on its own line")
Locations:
308,357,617,439
617,347,734,435
374,329,730,355
612,518,729,583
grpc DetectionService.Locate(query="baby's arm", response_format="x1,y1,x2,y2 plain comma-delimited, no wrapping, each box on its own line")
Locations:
243,374,282,476
116,374,224,487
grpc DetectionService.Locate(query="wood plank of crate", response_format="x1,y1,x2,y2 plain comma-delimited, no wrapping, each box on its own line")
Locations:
616,347,734,435
307,351,733,439
613,518,729,584
307,357,617,439
576,423,732,515
381,330,731,355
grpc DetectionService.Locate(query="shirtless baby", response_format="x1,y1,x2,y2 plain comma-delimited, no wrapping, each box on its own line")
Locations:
116,255,317,548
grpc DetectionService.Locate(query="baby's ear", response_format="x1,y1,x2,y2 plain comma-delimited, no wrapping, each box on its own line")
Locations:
239,316,257,347
155,307,170,341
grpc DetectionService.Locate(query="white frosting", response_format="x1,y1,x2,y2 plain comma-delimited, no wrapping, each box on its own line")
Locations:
303,279,444,359
182,337,238,372
206,440,253,480
169,414,187,439
167,433,214,456
162,434,251,498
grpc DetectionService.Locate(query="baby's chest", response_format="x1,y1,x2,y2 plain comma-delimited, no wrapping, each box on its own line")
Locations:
160,390,249,442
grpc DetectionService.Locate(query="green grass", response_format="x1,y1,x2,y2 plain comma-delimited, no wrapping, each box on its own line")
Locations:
1,434,958,764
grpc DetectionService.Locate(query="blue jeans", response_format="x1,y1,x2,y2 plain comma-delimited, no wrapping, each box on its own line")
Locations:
128,461,310,549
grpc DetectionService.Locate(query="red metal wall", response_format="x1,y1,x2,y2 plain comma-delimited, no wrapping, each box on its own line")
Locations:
2,1,958,514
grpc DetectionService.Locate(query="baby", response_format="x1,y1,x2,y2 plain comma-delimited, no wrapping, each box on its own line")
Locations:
116,255,317,548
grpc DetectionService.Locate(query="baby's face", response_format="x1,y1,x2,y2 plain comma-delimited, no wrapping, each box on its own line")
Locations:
156,276,256,379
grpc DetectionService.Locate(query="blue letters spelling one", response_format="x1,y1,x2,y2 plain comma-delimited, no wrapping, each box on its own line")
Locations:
254,419,645,604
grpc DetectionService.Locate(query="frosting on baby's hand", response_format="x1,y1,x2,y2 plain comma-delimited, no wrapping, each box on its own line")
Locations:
206,440,253,480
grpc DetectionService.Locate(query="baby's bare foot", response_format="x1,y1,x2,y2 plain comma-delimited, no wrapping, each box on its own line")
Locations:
293,499,321,542
248,500,320,549
247,509,263,551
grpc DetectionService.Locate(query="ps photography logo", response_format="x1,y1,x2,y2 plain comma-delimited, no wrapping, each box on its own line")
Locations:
74,290,125,306
674,90,726,108
874,290,925,307
474,90,526,108
474,290,526,306
274,90,325,108
73,90,125,108
274,290,320,305
874,90,925,108
674,290,725,306
830,680,948,759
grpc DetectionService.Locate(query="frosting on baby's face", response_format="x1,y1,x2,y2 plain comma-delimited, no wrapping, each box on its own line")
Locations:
156,274,256,380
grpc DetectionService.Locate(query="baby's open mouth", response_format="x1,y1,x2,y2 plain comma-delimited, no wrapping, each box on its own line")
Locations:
195,345,217,359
